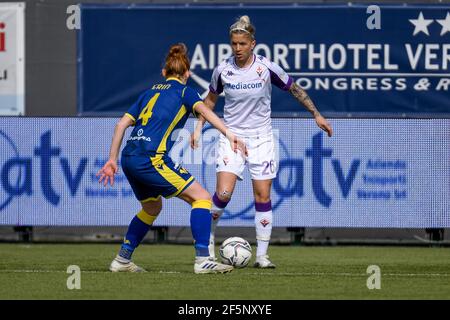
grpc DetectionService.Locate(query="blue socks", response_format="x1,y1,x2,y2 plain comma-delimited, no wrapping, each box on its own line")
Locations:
118,210,157,261
190,200,213,257
118,200,213,261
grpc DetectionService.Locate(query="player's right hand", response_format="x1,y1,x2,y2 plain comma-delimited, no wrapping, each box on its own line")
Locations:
190,130,201,149
96,159,118,187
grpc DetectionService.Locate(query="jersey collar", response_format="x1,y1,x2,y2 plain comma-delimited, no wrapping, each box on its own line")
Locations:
233,54,256,70
166,77,184,84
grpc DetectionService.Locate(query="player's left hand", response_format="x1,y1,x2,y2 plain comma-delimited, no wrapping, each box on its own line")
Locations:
96,159,118,187
315,115,333,137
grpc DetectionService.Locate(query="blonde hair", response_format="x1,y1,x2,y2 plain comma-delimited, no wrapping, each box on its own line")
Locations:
229,15,255,39
163,43,190,79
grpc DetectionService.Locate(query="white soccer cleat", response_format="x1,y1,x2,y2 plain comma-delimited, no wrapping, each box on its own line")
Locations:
253,255,276,269
109,258,147,273
194,257,234,274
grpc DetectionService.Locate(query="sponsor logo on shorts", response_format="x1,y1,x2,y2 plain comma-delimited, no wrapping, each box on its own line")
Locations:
179,167,188,174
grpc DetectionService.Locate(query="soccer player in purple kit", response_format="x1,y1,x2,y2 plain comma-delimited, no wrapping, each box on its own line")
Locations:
97,43,247,274
191,16,333,268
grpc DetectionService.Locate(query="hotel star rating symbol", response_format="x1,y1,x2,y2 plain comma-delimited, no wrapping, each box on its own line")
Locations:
409,11,450,36
409,12,433,36
437,12,450,36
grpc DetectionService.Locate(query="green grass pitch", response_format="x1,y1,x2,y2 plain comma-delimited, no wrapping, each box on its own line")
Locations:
0,244,448,299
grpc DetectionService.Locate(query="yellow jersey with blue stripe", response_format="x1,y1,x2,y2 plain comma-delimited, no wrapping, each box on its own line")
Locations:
122,77,202,156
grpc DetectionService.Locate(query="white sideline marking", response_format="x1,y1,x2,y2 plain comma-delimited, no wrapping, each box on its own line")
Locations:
247,272,450,277
0,270,182,274
0,270,105,274
0,270,448,277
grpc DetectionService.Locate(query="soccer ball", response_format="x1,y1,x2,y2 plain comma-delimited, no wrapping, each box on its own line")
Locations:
219,237,252,268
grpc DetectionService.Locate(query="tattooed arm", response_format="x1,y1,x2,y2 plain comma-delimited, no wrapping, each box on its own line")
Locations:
289,83,333,137
289,82,321,117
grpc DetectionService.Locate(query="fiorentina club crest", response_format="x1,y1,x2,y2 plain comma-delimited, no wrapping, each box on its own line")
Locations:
256,66,264,77
260,219,270,227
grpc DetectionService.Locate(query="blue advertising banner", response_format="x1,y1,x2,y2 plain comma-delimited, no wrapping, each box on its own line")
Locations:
0,117,448,227
78,4,450,116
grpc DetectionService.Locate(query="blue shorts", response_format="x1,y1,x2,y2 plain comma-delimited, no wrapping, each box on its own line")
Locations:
121,154,194,202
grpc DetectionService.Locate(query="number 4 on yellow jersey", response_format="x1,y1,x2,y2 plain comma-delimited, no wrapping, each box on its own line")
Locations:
138,93,160,126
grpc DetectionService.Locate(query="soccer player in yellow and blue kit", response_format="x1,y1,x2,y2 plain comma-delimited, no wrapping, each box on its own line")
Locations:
96,43,247,274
